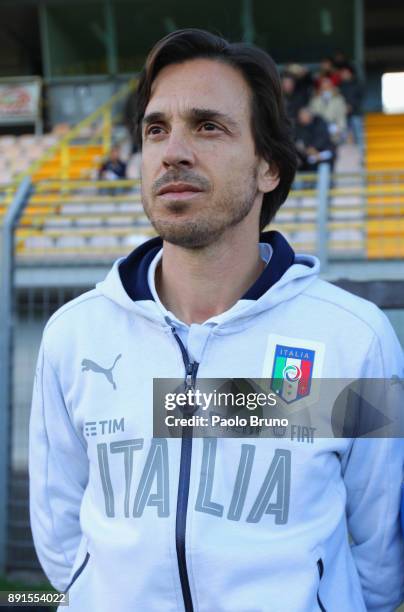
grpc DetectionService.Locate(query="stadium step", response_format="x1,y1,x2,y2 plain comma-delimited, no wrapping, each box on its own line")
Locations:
365,113,404,171
32,144,104,181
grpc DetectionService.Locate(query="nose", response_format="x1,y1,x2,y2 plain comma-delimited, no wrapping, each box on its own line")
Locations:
162,130,195,170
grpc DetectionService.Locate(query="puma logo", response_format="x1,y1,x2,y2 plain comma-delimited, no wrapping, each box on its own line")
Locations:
81,354,122,390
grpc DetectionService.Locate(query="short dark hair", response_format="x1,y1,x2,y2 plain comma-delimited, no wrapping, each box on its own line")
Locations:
134,28,297,231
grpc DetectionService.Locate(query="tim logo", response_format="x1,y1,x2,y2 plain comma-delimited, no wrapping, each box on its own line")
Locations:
81,354,122,390
270,344,315,404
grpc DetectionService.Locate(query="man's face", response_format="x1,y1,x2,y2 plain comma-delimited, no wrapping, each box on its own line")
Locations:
320,59,333,73
140,58,276,248
110,147,120,162
340,68,352,82
298,109,312,125
282,76,295,95
320,78,334,93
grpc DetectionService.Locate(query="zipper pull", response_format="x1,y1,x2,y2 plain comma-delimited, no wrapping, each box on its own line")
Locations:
185,374,193,390
184,362,199,417
185,362,196,392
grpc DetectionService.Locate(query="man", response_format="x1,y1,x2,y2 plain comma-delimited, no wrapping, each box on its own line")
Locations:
338,64,363,146
281,72,311,125
98,145,127,181
309,77,348,144
314,57,341,89
29,29,404,611
294,107,335,171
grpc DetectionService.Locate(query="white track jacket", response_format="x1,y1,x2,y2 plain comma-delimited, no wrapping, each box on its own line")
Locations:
29,231,404,612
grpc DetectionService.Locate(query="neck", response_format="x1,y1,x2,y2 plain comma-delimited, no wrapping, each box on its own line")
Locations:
155,224,266,325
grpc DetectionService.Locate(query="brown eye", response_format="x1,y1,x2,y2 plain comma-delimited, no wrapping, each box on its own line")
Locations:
200,122,220,131
146,125,164,136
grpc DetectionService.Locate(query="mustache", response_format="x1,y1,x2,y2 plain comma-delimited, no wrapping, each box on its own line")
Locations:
152,170,211,196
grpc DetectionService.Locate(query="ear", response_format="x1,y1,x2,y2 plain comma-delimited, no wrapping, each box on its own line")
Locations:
257,158,280,194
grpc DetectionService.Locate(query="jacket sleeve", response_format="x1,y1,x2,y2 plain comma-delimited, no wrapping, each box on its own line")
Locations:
341,315,404,612
29,337,89,592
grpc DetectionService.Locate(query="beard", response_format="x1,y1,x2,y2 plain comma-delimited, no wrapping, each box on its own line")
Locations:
142,166,259,249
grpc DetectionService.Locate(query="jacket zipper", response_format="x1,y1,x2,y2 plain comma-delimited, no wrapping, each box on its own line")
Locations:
317,559,327,612
169,322,199,612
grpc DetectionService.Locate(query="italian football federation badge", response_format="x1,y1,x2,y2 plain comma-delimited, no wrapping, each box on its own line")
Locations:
271,344,315,403
262,334,325,408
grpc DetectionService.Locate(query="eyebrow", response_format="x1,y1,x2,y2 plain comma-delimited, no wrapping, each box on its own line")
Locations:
142,107,240,131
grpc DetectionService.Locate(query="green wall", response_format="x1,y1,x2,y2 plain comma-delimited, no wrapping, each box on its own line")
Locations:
40,0,355,78
46,2,108,76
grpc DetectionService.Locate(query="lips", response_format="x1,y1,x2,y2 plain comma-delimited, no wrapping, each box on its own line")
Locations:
157,182,202,196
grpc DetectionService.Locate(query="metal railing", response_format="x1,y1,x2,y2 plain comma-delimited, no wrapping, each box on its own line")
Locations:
0,179,34,573
4,165,404,266
2,163,404,267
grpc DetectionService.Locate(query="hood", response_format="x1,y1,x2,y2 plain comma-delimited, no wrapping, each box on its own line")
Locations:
96,230,319,333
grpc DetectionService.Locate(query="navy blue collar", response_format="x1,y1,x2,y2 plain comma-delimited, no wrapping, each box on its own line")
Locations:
119,230,295,303
243,231,295,299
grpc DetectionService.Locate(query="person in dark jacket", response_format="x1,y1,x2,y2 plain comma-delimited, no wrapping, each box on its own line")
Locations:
338,64,363,146
281,71,312,125
294,107,336,171
98,146,127,181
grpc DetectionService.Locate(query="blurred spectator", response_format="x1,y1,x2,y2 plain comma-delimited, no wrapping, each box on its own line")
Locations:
315,57,341,89
309,78,347,143
338,64,363,146
285,63,314,101
282,66,313,124
98,146,127,181
282,75,302,123
294,108,335,171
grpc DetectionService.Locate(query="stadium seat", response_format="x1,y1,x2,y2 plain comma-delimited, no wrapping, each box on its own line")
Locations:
88,235,121,248
122,234,149,248
55,235,87,249
23,235,54,250
105,215,135,226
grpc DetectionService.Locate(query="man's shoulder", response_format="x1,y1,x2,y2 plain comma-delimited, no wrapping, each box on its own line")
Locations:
302,277,389,338
44,288,103,335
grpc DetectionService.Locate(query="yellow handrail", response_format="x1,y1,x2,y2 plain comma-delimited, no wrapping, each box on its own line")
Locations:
14,78,138,183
